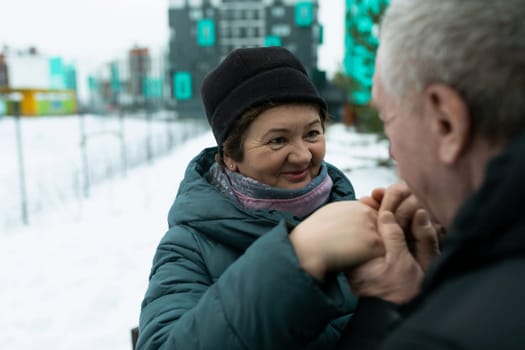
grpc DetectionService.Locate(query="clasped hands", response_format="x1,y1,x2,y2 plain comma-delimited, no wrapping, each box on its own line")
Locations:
290,182,442,304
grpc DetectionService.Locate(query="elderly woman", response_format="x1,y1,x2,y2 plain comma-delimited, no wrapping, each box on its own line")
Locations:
137,47,384,350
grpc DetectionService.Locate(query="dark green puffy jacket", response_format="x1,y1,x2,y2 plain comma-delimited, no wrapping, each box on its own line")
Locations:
137,147,358,350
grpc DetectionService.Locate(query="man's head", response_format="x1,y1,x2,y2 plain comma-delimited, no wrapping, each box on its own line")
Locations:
374,0,525,227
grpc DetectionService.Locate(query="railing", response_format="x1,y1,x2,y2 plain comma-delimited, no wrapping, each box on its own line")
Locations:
1,109,209,230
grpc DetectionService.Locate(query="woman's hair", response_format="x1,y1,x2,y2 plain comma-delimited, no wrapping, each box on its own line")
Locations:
215,102,328,167
378,0,525,142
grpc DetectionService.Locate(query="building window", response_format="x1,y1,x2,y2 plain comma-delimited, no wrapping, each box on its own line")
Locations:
271,6,285,17
271,24,291,37
173,71,192,100
189,9,202,21
246,27,256,37
295,2,313,27
169,0,185,9
188,0,203,6
265,36,282,47
196,19,216,46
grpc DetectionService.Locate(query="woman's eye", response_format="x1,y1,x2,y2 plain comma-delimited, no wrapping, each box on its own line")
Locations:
268,137,287,145
306,130,322,139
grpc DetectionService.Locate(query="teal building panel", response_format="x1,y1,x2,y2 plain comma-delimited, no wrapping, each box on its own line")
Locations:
174,72,192,100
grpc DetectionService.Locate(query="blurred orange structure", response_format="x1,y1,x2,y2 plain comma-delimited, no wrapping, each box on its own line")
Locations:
342,102,356,127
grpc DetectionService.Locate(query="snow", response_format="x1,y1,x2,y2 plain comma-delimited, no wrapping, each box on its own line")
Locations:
0,115,397,350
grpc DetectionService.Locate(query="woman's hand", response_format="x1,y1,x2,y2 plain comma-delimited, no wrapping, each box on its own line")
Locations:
289,201,385,281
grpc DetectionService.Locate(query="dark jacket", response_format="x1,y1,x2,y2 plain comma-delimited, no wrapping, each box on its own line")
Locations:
138,147,358,350
337,133,525,349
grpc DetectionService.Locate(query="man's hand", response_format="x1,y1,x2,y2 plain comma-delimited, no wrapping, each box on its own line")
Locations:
346,211,425,304
361,182,419,231
360,182,441,272
410,209,440,272
290,201,385,281
347,183,442,304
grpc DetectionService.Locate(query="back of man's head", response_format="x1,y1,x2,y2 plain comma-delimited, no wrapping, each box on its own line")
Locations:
378,0,525,143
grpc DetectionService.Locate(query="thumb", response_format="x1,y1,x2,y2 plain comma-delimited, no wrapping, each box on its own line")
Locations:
411,209,440,272
377,210,408,255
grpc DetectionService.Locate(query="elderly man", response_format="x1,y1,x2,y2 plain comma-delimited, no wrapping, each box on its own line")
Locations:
324,0,524,348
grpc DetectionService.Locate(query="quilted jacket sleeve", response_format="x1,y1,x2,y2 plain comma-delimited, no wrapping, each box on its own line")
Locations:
137,221,353,350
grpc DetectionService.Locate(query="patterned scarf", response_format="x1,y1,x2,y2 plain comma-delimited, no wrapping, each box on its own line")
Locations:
208,162,333,218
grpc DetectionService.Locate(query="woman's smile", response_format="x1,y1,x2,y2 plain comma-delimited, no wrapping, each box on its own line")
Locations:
281,168,310,183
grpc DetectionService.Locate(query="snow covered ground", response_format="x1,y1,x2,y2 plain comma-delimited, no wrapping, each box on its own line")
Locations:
0,115,397,350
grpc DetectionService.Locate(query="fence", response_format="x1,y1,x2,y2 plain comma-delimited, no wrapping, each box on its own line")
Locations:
1,109,209,230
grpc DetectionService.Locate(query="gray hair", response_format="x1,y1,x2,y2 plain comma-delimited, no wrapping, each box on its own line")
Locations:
377,0,525,142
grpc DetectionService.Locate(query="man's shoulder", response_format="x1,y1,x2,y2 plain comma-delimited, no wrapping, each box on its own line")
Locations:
393,257,525,349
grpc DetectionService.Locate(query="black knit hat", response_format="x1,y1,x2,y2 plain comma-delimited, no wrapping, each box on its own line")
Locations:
201,46,327,147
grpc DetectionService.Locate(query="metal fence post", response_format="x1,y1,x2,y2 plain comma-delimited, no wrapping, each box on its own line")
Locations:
13,100,29,225
119,108,128,177
79,111,90,198
145,103,153,164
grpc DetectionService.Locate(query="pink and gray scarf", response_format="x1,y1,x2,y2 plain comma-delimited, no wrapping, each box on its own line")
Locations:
208,163,333,218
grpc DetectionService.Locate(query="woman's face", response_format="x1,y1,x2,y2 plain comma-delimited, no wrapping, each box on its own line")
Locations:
224,104,326,189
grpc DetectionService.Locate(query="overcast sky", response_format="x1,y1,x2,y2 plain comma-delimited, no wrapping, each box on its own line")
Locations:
0,0,345,99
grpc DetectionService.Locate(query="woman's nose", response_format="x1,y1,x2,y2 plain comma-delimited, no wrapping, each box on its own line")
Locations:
288,141,312,164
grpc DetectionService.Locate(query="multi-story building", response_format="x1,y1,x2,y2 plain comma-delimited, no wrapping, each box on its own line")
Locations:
128,47,152,107
343,0,389,105
92,46,169,112
167,0,325,117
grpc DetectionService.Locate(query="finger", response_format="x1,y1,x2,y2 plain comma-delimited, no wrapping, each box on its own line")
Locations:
359,187,385,210
359,196,380,210
393,194,421,230
379,182,411,213
411,209,440,272
433,222,447,241
377,211,408,254
371,187,385,204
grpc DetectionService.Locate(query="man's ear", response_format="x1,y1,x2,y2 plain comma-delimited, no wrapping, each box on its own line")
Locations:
424,84,470,164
